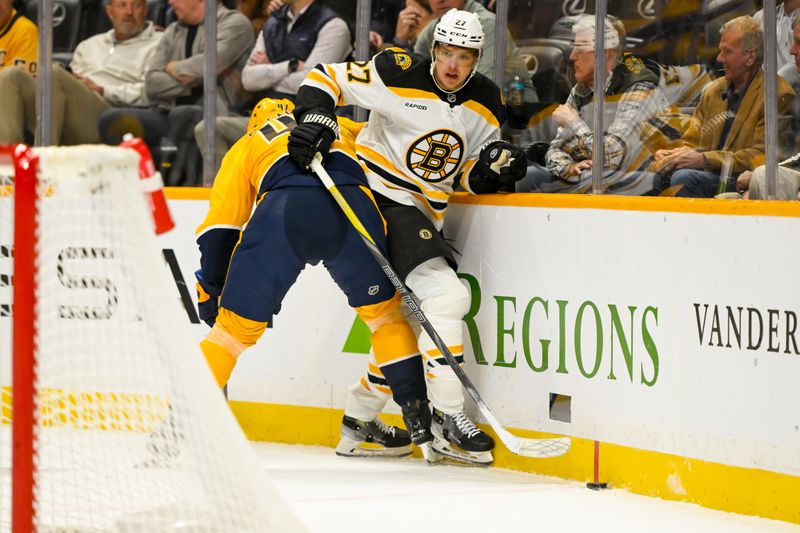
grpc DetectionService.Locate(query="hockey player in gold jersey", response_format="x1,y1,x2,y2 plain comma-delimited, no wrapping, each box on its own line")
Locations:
193,98,432,458
287,9,527,464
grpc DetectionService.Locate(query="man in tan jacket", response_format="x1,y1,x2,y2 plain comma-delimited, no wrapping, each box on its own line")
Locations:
655,15,795,198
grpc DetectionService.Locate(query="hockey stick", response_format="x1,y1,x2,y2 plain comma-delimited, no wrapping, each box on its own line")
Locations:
310,155,570,459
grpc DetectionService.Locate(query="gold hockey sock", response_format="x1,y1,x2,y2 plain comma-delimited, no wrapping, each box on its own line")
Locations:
200,339,237,388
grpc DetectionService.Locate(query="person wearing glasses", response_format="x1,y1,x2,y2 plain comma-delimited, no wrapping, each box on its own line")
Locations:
515,15,669,195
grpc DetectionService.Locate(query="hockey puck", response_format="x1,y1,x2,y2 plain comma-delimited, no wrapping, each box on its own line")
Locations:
586,482,609,490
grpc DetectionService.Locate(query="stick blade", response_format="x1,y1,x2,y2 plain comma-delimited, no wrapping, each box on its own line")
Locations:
507,436,571,458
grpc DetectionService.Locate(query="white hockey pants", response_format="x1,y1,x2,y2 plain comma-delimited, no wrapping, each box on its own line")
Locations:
406,257,471,415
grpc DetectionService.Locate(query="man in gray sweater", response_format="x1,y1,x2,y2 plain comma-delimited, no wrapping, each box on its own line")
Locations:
99,0,253,185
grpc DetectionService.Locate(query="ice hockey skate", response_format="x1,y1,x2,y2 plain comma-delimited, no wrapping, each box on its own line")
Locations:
400,398,443,463
431,408,494,466
335,415,412,457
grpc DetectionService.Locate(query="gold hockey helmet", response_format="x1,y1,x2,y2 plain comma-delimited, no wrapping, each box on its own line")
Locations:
248,98,295,132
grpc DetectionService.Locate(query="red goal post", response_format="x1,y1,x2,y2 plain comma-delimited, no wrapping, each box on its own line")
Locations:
6,145,36,533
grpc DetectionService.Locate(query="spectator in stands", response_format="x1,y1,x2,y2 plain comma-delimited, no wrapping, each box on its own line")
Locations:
99,0,253,186
0,0,161,145
264,0,394,56
655,16,795,198
243,0,349,100
195,0,350,173
778,16,800,95
242,0,352,100
236,0,269,34
726,16,800,201
386,0,433,52
413,0,536,105
369,0,404,47
0,0,36,74
733,154,800,200
778,15,800,171
753,0,800,73
515,15,668,194
263,0,355,30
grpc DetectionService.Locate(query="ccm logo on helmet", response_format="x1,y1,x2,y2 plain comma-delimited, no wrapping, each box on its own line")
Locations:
406,129,464,183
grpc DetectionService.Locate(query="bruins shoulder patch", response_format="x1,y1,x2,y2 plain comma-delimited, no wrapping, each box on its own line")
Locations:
385,48,413,70
623,54,644,74
394,52,412,70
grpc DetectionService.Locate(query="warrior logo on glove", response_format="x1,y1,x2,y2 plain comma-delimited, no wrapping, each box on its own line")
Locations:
287,110,340,168
406,129,464,183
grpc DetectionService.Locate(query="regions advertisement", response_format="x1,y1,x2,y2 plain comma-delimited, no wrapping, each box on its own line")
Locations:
443,202,800,477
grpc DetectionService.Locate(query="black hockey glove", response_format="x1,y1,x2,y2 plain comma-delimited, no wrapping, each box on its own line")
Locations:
195,270,220,327
477,140,527,185
287,110,339,168
525,141,551,166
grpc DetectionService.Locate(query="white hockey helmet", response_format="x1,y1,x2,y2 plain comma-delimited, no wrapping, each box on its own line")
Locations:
433,8,484,50
430,8,485,93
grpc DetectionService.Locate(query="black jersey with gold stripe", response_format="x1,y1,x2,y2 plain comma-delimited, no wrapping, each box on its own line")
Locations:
296,48,505,229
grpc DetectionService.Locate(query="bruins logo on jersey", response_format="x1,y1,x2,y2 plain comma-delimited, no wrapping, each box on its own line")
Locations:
394,52,412,70
406,129,464,183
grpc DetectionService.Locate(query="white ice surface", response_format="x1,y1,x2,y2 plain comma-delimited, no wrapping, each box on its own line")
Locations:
253,442,800,533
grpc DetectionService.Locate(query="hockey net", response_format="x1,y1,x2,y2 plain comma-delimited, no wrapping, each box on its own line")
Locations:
0,145,303,532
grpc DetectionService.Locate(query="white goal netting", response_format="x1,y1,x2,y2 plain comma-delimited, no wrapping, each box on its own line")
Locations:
0,145,303,532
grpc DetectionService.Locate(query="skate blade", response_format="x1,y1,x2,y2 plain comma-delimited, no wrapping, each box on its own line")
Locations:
335,437,412,458
431,437,493,466
419,442,444,464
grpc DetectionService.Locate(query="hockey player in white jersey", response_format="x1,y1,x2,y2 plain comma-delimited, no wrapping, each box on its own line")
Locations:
287,9,527,465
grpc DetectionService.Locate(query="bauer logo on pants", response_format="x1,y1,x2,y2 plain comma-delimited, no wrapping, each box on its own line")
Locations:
406,129,464,183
